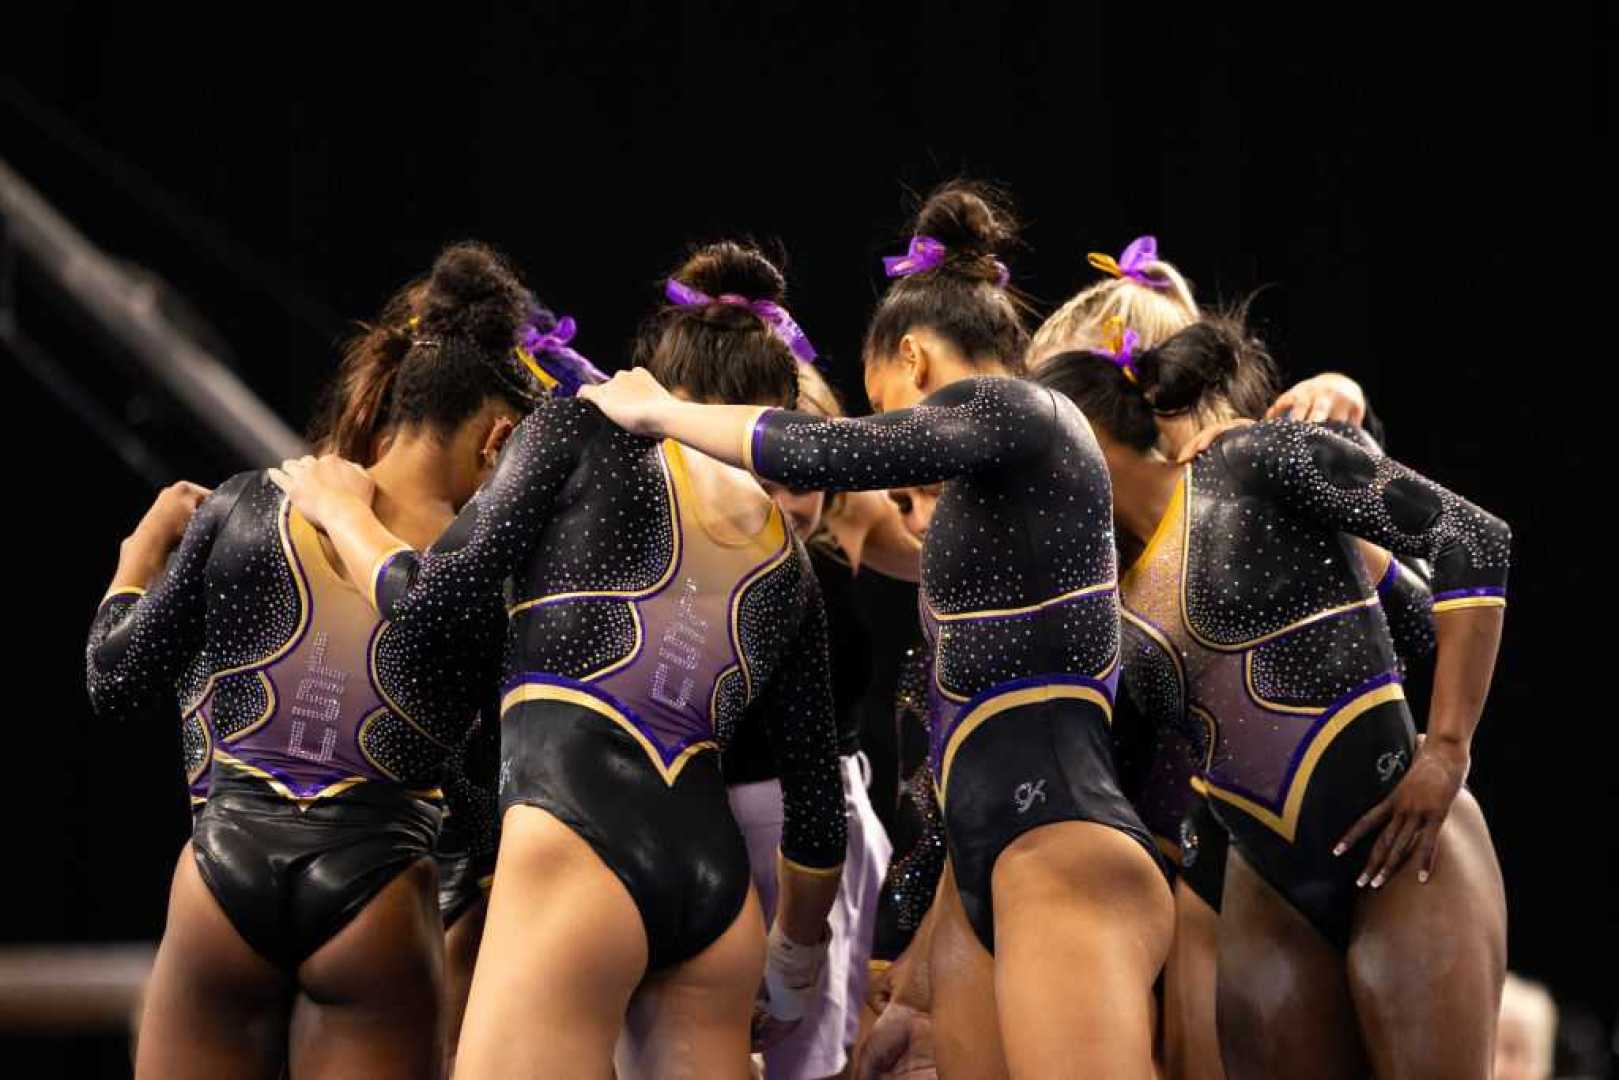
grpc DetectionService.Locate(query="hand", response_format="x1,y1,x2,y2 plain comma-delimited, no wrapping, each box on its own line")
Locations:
751,999,803,1052
752,921,828,1051
576,367,677,436
855,1001,936,1079
1174,418,1255,463
268,454,374,530
127,481,212,553
865,961,895,1016
1334,736,1468,887
1266,372,1367,425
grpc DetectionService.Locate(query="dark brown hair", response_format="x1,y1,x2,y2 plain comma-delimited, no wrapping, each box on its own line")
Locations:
309,242,542,462
1033,316,1281,452
864,181,1031,372
633,240,799,409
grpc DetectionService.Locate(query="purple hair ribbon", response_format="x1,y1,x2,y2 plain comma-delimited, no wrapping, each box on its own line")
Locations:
883,234,1010,287
663,279,818,364
1088,235,1160,287
1101,316,1141,383
513,315,608,398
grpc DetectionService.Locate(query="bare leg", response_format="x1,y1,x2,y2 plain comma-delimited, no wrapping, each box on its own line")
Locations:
443,893,488,1072
616,886,766,1080
1215,849,1366,1080
288,857,444,1079
454,805,647,1078
991,821,1174,1080
134,844,289,1080
1162,881,1225,1080
929,862,1010,1080
1348,789,1506,1079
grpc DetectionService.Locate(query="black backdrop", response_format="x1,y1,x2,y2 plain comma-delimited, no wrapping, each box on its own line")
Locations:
3,4,1609,1076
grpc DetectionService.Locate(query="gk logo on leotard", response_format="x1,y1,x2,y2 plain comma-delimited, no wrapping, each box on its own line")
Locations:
1014,779,1047,814
288,632,344,762
1376,749,1409,784
652,577,708,712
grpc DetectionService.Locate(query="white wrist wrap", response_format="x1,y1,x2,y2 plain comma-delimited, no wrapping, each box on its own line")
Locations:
763,922,829,1022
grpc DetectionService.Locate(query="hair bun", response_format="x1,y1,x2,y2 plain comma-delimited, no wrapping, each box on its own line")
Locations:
419,241,529,353
673,240,786,304
1137,319,1247,414
913,181,1018,260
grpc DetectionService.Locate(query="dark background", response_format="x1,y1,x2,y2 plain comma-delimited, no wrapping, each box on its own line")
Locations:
3,3,1610,1076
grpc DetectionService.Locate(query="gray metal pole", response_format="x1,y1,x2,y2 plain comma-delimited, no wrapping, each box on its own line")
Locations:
0,157,304,465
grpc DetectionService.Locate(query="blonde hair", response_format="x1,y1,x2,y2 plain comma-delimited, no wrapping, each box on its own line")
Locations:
1029,257,1200,368
1499,973,1558,1080
794,362,843,419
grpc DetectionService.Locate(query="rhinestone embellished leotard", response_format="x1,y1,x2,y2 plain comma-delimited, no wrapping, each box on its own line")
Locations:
743,375,1158,949
1118,419,1508,943
86,471,476,965
364,396,845,967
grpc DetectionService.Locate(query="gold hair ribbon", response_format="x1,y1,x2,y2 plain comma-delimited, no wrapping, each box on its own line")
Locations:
1101,316,1140,384
514,346,561,391
407,315,421,331
1088,252,1125,279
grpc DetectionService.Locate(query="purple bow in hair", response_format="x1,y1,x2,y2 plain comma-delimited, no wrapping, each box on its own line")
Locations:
1101,316,1141,383
664,279,818,364
883,235,1011,286
1088,235,1160,286
514,315,608,398
882,235,948,278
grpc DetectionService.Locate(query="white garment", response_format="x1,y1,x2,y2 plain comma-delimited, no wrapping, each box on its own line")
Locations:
728,752,894,1079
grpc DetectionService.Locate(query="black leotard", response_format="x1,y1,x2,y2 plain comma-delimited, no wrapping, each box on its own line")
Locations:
366,398,845,968
872,646,947,962
1115,420,1443,914
744,375,1160,950
1119,419,1508,945
86,472,490,966
436,704,500,927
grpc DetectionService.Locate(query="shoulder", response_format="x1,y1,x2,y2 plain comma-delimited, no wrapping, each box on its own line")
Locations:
917,377,1060,443
197,469,271,526
921,374,1053,415
1211,419,1378,489
512,396,608,449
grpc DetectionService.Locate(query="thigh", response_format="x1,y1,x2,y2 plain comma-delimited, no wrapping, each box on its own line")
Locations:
990,820,1173,1080
443,893,490,1063
455,804,648,1080
1215,848,1365,1080
1162,881,1225,1080
1348,788,1506,1080
928,861,1010,1080
618,885,766,1080
135,844,289,1080
289,857,444,1080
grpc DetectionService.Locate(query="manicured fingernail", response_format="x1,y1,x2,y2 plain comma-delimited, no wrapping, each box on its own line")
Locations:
1419,870,1429,883
1356,874,1368,888
1371,873,1385,889
1333,843,1346,856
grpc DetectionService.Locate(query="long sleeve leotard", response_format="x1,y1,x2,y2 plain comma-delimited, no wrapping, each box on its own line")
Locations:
363,397,846,873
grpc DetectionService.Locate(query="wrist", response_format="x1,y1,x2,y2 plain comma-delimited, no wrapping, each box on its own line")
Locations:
1422,732,1471,777
114,537,166,586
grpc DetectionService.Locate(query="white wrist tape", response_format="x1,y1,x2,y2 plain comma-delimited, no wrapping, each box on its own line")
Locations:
763,922,829,1022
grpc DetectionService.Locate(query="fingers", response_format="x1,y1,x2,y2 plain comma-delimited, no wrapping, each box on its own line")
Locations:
1364,813,1422,888
267,468,291,493
1266,390,1297,420
1306,395,1334,424
1417,822,1442,884
1334,797,1390,858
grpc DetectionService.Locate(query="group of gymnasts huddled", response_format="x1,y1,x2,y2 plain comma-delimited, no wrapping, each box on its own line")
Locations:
85,180,1511,1079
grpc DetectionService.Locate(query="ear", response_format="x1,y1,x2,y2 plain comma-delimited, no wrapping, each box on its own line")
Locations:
899,333,930,390
481,413,518,467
